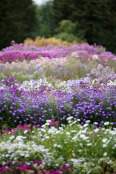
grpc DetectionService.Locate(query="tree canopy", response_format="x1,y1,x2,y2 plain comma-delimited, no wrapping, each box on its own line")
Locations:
53,0,116,53
0,0,37,50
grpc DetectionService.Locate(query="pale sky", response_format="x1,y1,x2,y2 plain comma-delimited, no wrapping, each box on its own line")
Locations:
33,0,50,5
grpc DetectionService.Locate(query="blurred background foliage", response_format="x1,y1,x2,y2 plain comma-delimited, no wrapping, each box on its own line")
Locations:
0,0,37,49
24,37,72,47
0,0,116,53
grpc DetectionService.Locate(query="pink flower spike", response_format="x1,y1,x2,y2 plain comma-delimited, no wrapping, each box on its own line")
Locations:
3,130,8,133
15,160,18,163
15,167,20,170
7,168,12,172
51,119,55,122
33,125,36,127
0,167,6,172
8,161,12,163
17,125,22,128
4,124,8,126
24,123,27,127
38,161,43,164
4,163,8,166
11,128,15,132
33,160,39,164
55,121,59,124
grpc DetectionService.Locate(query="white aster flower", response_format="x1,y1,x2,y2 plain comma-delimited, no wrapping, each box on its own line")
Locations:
67,116,73,121
9,135,15,140
102,138,107,143
46,120,51,123
15,136,26,141
93,122,98,125
94,128,99,133
83,123,89,128
5,154,10,157
79,150,83,153
24,130,28,134
71,130,77,133
71,52,79,58
25,154,30,158
92,54,99,60
87,143,92,146
45,136,50,139
103,152,107,156
72,135,78,141
107,79,116,86
85,120,90,123
41,128,46,132
104,122,109,126
103,144,107,148
80,134,89,140
2,162,6,165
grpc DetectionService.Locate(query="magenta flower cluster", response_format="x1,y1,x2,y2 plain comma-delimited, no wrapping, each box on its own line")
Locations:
50,119,59,127
0,160,72,174
1,42,114,64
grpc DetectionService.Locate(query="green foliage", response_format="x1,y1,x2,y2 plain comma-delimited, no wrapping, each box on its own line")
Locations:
53,0,87,41
106,136,116,158
55,20,77,34
0,0,37,50
55,32,81,43
35,0,54,38
90,166,104,174
53,0,116,53
54,20,86,42
1,120,116,173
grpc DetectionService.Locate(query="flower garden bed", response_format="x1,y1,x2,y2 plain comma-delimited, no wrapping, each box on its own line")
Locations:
0,42,116,174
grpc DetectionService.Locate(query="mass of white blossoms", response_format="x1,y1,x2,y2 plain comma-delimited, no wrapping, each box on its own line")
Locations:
0,119,116,169
92,54,99,60
107,79,116,86
18,77,53,91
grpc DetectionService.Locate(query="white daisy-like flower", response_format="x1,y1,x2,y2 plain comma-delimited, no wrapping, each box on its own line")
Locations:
102,138,107,143
104,122,109,126
92,54,99,60
103,152,107,156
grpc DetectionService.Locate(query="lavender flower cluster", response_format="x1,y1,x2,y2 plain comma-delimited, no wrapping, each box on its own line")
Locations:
0,77,116,131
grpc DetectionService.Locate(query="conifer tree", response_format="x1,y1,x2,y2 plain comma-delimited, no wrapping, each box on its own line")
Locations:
53,0,116,53
0,0,37,50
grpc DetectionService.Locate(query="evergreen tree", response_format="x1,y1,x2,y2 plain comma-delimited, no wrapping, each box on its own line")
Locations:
35,0,54,38
53,0,116,53
0,0,37,50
